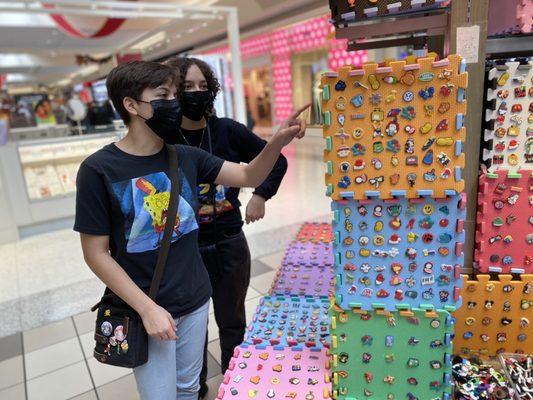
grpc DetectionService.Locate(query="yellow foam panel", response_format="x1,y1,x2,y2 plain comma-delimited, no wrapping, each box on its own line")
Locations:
452,274,533,357
321,55,467,200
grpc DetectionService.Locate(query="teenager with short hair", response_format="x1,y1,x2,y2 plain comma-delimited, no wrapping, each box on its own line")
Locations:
74,61,307,399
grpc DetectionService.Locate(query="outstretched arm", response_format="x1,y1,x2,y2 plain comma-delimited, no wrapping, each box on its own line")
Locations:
214,104,309,188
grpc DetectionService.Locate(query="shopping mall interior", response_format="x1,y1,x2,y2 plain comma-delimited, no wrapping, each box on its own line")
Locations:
0,0,531,399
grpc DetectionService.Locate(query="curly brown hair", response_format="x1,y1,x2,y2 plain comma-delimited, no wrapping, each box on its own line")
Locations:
163,56,221,100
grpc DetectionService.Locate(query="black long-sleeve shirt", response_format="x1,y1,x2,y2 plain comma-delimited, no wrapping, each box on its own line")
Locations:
177,116,288,243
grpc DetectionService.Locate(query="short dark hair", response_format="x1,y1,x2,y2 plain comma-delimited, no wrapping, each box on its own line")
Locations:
164,56,221,101
106,61,176,125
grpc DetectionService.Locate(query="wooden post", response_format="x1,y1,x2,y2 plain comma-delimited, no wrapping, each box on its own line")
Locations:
449,0,490,272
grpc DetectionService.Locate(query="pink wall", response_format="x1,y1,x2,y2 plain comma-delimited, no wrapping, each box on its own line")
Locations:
205,15,367,124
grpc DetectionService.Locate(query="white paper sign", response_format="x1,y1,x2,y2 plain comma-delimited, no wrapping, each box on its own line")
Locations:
456,25,480,64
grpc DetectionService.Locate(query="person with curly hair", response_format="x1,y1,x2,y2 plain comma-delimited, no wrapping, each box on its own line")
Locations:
164,56,288,398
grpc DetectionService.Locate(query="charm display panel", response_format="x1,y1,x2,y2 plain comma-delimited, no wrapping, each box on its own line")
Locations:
452,274,533,357
216,344,332,400
282,241,333,269
330,305,454,400
271,241,334,298
482,60,533,171
475,169,533,274
332,194,466,311
329,0,450,26
244,296,330,349
322,55,467,200
296,222,334,244
270,263,335,298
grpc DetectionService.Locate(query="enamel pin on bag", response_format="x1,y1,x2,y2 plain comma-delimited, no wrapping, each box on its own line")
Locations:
91,144,182,368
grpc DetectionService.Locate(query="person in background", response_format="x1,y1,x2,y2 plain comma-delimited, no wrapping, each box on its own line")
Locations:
75,60,307,399
164,56,288,398
0,95,11,145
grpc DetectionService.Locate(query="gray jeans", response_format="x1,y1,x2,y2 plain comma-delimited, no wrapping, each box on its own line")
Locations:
133,301,209,400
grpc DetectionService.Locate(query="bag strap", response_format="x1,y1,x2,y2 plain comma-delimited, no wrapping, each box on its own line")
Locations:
206,122,218,243
148,144,181,300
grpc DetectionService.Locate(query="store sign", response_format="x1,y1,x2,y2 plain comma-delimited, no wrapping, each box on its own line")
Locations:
116,53,143,65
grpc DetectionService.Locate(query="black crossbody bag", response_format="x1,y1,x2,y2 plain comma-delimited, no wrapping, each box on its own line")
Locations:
91,144,182,368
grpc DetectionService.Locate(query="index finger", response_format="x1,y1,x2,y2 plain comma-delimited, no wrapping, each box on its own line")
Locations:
288,103,311,120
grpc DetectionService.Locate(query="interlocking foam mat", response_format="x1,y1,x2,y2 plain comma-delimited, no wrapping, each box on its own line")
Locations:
216,344,332,399
332,194,465,311
245,295,331,349
452,274,533,358
482,60,533,171
474,169,533,274
330,305,453,400
296,222,334,244
321,55,467,200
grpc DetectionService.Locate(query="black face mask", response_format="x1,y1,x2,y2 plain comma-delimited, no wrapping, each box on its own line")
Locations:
181,91,214,121
138,98,182,144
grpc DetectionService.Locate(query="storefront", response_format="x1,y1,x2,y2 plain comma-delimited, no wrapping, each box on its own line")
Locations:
204,15,371,127
243,65,272,129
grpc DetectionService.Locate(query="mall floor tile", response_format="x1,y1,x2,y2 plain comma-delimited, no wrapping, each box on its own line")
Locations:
25,337,83,380
207,339,222,368
87,356,132,388
205,374,224,400
0,383,25,400
0,333,22,363
72,311,96,336
70,390,98,400
250,259,273,277
206,352,221,380
23,317,77,354
26,360,92,400
96,374,139,400
245,285,261,302
78,331,94,359
258,250,285,269
249,269,278,295
0,355,24,391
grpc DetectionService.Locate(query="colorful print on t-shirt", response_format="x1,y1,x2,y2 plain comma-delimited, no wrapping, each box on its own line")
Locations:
196,183,235,223
112,171,198,253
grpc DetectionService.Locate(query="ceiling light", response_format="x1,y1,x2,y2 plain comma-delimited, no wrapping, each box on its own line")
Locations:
0,54,36,67
79,64,99,77
8,86,38,95
6,73,29,83
131,32,166,51
55,78,72,86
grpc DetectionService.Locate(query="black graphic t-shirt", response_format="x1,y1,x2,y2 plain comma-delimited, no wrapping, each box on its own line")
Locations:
177,116,287,242
74,143,224,318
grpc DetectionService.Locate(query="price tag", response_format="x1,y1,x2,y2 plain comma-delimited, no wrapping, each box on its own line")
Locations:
456,25,480,64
